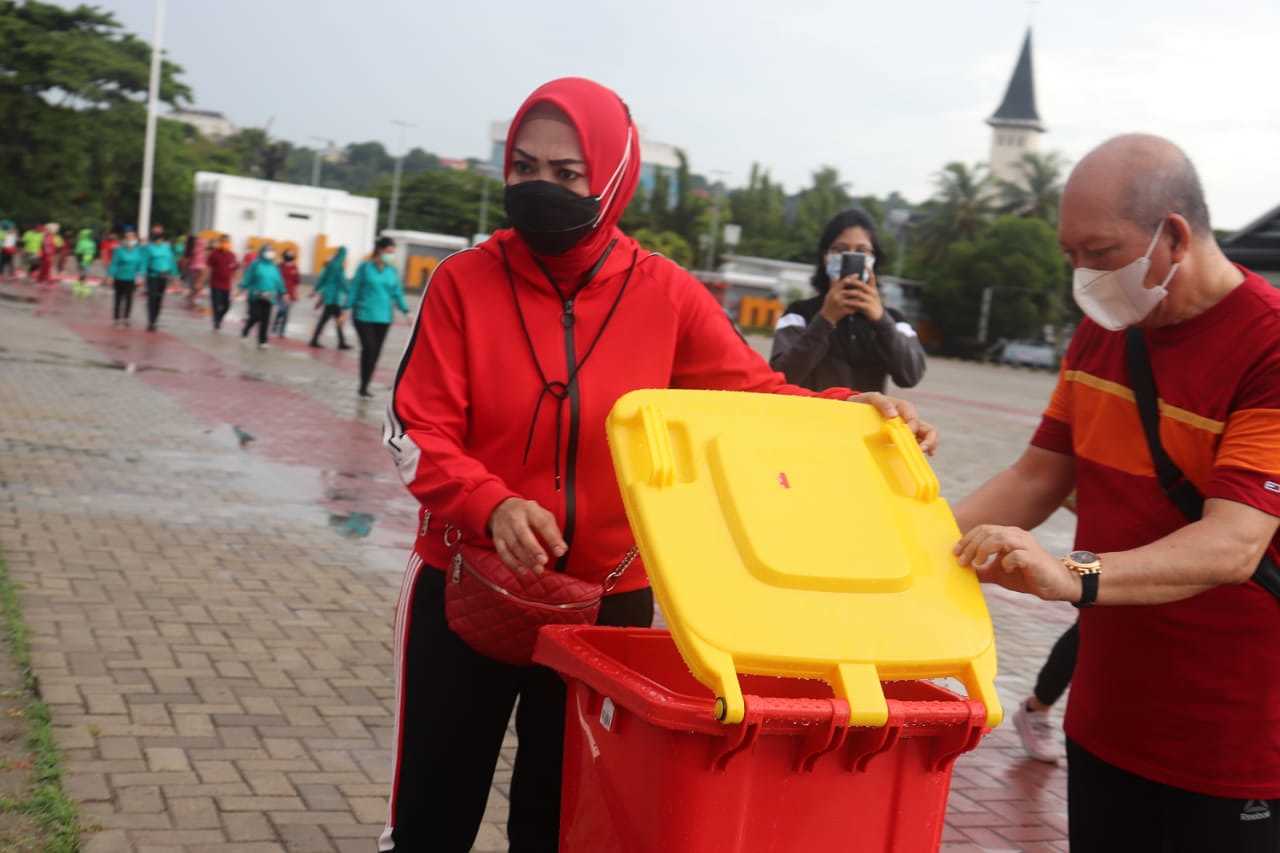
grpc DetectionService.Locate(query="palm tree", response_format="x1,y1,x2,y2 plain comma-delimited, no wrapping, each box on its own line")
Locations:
998,151,1068,224
916,162,996,260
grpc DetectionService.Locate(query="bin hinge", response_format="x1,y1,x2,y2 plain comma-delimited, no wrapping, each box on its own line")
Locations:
710,700,763,772
927,699,988,772
845,705,904,773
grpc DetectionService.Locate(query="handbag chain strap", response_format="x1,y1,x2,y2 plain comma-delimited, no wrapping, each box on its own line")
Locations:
445,523,638,593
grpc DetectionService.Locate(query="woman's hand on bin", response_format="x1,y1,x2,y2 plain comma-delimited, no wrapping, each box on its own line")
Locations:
850,392,938,456
489,498,567,574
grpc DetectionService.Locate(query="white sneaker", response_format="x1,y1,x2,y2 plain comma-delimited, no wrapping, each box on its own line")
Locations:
257,342,270,350
1013,703,1061,764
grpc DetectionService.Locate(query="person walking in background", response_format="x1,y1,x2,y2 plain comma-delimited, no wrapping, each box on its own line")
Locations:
240,244,284,349
99,231,119,271
347,237,409,398
206,234,239,332
52,224,69,274
37,223,59,284
21,224,43,278
107,229,145,327
0,220,16,278
309,247,351,350
771,208,926,393
142,224,177,332
74,228,96,279
271,248,300,338
184,232,208,307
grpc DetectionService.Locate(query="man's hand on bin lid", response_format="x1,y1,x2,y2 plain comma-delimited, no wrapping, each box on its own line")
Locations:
849,392,938,456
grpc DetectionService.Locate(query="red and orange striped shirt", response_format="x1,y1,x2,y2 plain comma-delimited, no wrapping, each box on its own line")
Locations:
1033,267,1280,798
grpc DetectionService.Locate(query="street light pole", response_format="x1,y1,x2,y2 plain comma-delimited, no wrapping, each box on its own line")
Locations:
387,120,416,231
136,0,166,236
704,169,730,270
309,136,332,187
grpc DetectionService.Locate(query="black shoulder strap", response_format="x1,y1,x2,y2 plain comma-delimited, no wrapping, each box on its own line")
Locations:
1125,328,1280,599
1125,328,1206,520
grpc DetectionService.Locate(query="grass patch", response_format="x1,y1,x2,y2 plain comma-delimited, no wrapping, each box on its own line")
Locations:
0,555,80,852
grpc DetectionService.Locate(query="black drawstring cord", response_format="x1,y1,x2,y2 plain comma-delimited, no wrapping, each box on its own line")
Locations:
500,241,638,490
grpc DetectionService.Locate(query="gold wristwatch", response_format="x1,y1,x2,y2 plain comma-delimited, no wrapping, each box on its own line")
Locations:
1063,550,1101,608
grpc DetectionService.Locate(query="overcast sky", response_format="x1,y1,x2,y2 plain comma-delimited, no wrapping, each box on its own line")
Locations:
92,0,1279,230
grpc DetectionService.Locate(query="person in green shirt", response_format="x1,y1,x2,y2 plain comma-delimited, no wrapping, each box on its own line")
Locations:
142,224,178,331
74,228,96,285
346,236,410,398
106,229,146,327
309,246,352,350
21,225,43,276
239,245,286,349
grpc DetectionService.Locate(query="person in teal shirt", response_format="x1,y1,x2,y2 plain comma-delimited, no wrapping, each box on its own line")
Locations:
347,236,410,398
107,228,145,327
309,246,352,350
142,224,178,331
239,245,286,349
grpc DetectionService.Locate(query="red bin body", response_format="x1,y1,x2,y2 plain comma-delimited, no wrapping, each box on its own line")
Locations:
534,626,989,853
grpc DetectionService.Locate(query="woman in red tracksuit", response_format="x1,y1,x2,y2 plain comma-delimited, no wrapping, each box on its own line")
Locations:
378,77,937,853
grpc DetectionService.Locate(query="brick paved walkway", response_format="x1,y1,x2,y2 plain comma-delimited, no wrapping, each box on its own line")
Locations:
0,278,1076,851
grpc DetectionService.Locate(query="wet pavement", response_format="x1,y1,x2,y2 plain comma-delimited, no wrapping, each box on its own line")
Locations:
0,277,1075,851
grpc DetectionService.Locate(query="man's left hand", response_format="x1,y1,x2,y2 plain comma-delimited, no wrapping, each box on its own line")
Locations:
954,525,1081,603
850,392,938,455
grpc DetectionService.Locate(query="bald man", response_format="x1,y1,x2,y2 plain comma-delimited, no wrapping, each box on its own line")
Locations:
953,134,1280,850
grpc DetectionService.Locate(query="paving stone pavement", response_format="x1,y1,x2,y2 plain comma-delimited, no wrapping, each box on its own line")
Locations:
0,279,1076,851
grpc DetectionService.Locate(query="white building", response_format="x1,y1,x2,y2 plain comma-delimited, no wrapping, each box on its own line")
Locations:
164,108,238,140
191,173,378,275
986,30,1045,187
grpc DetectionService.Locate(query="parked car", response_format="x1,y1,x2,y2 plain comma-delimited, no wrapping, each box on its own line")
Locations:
997,340,1058,370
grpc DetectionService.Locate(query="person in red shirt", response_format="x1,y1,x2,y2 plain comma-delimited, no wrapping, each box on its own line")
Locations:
99,232,120,270
954,134,1280,850
37,223,59,284
206,235,240,331
271,248,300,338
375,77,937,853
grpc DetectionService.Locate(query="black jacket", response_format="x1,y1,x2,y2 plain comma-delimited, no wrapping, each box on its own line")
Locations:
769,296,927,393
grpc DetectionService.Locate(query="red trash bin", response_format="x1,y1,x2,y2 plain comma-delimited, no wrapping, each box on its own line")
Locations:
535,626,989,853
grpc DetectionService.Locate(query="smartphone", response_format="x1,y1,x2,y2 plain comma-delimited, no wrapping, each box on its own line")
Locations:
838,251,873,285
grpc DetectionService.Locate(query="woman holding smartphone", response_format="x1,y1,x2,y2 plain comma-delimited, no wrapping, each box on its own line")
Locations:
771,208,926,392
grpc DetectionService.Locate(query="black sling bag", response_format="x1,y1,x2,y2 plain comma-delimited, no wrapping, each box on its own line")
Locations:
1125,327,1280,599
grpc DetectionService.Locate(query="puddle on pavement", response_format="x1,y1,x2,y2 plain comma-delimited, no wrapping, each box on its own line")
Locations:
0,291,38,304
0,351,177,374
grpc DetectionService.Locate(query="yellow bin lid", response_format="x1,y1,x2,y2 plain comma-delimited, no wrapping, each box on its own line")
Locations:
606,390,1002,729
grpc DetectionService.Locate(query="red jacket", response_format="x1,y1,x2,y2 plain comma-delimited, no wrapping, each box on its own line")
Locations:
206,249,239,291
280,261,300,299
385,228,848,591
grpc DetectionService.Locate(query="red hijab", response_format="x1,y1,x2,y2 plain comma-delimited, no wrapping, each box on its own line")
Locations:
503,77,642,281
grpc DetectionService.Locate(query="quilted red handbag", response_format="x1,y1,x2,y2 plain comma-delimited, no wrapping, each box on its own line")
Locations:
445,536,637,666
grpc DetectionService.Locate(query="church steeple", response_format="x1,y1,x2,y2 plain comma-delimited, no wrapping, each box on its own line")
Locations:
987,28,1046,186
988,28,1045,132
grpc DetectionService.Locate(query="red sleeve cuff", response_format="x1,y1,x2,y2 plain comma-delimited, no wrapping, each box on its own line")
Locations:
1207,466,1280,518
1031,415,1073,456
458,480,521,540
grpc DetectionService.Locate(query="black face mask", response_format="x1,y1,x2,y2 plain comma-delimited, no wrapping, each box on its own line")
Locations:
503,181,600,256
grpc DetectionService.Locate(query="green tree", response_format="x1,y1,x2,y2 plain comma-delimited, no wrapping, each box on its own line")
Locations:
997,151,1068,224
915,162,996,263
0,0,191,227
374,168,505,236
791,166,854,246
922,215,1065,347
631,228,693,267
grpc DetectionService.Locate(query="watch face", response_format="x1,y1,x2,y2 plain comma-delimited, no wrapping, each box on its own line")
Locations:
1069,550,1099,564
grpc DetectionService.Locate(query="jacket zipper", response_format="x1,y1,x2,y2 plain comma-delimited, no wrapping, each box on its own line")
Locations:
558,297,580,573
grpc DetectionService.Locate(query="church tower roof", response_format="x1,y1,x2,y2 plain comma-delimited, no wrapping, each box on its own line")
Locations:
987,28,1046,132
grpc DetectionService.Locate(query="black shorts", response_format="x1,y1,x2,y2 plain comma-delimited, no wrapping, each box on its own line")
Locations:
1068,738,1280,852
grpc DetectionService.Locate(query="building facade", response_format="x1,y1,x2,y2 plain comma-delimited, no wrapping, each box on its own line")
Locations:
164,109,237,140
